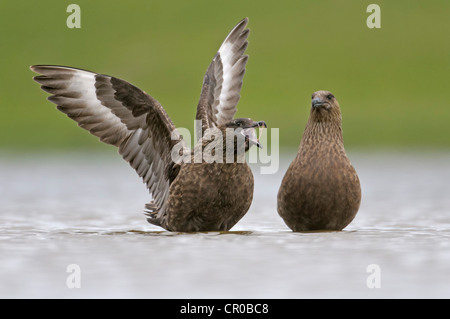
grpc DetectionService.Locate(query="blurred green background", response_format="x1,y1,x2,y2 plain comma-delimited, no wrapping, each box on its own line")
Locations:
1,0,449,152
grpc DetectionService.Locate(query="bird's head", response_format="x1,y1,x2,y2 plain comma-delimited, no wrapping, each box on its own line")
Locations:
310,91,342,122
224,118,267,149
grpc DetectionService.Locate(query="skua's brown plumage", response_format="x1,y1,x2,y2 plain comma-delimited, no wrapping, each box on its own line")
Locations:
277,91,361,231
31,18,265,232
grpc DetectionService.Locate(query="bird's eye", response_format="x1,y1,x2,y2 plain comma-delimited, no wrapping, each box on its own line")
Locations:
327,94,334,100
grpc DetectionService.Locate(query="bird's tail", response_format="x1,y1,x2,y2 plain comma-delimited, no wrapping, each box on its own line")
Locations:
144,201,162,226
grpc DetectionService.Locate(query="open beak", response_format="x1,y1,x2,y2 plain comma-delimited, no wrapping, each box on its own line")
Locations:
242,121,267,149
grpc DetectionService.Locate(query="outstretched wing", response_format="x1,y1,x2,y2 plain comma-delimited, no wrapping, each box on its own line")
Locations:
196,18,250,131
31,65,186,223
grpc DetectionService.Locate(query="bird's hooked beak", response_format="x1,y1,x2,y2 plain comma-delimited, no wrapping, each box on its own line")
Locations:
312,97,325,108
242,120,267,149
312,97,332,111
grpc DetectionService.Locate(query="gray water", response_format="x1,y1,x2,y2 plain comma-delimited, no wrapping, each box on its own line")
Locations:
1,150,450,298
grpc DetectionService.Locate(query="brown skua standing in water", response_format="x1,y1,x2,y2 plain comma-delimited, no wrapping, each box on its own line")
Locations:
277,91,361,231
31,18,266,232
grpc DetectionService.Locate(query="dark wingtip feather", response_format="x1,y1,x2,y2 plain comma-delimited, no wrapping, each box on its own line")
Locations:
240,17,249,26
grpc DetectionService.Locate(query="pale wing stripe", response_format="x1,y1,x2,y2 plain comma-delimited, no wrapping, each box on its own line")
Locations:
95,74,148,131
214,23,249,125
32,65,183,223
196,18,250,129
36,67,131,146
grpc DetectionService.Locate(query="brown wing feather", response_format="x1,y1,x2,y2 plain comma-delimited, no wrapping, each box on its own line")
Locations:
196,18,250,131
31,65,186,222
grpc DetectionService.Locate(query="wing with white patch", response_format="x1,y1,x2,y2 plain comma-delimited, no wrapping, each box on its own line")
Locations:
31,65,187,224
196,18,250,130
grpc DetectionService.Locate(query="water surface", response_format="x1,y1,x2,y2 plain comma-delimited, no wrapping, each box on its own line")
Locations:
1,151,450,298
